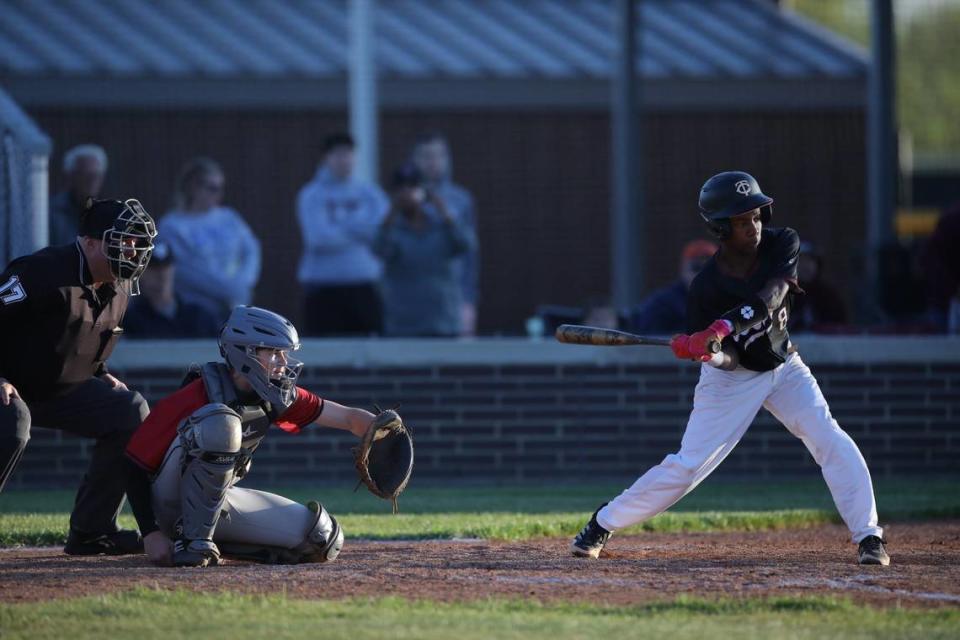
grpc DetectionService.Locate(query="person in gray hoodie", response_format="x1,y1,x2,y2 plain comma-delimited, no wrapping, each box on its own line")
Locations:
374,163,475,337
296,134,389,336
412,132,479,335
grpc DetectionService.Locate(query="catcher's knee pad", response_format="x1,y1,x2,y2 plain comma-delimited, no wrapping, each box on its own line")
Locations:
178,403,242,542
293,500,344,563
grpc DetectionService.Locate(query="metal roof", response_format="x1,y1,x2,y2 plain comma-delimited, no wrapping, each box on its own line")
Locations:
0,0,868,109
0,0,867,79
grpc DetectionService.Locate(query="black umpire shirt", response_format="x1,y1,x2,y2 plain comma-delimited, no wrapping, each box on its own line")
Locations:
0,242,128,402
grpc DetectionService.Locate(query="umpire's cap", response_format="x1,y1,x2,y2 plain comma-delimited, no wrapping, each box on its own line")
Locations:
79,199,128,238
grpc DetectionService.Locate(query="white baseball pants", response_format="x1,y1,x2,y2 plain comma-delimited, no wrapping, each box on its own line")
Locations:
597,353,882,543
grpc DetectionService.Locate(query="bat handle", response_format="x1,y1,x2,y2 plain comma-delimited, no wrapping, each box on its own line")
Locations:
708,339,721,354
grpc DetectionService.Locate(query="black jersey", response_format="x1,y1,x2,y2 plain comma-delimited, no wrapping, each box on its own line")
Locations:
686,227,800,372
0,242,128,401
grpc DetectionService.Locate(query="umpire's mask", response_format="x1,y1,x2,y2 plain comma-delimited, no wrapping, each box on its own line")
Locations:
80,198,157,295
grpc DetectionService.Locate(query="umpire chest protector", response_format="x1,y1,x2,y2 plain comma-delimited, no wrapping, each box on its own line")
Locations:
187,362,276,456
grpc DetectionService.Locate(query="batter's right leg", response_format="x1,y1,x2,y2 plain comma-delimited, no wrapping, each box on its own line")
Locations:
573,365,772,558
0,398,30,493
763,354,885,564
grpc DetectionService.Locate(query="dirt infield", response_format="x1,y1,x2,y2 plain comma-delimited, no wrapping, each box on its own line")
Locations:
1,521,957,608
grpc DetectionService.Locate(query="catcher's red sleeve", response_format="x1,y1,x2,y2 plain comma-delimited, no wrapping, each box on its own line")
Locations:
126,380,208,473
274,387,325,433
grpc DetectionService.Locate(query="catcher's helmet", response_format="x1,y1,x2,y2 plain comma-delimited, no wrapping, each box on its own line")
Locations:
218,306,303,410
698,171,773,239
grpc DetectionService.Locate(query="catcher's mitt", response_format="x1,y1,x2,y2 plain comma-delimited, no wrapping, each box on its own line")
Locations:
353,409,413,513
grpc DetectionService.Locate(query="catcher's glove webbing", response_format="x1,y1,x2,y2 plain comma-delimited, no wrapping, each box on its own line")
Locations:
353,408,413,513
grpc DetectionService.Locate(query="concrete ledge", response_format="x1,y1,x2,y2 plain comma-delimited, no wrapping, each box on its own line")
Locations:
108,336,960,370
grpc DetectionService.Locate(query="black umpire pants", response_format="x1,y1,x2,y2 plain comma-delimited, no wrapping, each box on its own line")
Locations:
0,377,149,534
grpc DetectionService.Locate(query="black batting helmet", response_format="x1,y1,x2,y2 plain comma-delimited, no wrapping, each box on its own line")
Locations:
698,171,773,239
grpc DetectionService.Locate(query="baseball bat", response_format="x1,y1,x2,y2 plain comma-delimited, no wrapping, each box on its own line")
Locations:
554,324,721,353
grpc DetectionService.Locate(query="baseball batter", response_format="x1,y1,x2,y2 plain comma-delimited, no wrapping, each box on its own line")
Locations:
571,171,889,566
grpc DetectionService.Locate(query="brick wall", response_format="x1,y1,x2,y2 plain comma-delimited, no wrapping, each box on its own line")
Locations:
9,339,958,490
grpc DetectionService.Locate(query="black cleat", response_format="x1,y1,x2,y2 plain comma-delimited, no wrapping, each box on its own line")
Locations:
857,535,890,566
172,538,222,567
64,529,143,556
571,503,612,559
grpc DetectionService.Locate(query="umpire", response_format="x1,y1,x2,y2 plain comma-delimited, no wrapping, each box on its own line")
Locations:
0,198,156,555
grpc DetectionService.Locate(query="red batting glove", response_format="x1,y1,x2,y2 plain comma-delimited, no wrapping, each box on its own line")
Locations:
687,320,733,361
669,334,696,360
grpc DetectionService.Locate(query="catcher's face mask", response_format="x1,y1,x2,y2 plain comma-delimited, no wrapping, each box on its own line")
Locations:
254,346,303,392
100,199,157,295
243,345,303,407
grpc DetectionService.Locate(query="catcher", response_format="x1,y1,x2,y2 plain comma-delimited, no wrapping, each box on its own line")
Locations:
123,305,413,567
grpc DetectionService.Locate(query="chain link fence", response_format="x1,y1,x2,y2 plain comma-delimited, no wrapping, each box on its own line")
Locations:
0,88,50,268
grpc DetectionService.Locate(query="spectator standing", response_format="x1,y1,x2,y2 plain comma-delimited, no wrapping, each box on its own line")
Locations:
789,242,849,333
123,242,222,339
49,145,108,246
411,132,479,335
374,164,475,337
628,240,717,334
159,158,261,322
296,134,388,336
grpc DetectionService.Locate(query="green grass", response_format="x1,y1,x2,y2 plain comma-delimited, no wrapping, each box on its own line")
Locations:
1,478,957,546
1,589,957,640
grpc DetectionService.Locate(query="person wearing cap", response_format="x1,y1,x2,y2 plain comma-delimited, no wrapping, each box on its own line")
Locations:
123,241,222,339
373,163,476,337
628,239,719,334
0,198,156,556
295,133,389,336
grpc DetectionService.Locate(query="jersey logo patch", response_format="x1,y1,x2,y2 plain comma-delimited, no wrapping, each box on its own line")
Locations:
740,305,755,320
0,276,26,305
735,180,752,195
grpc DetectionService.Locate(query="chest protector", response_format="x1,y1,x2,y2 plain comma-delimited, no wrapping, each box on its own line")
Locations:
186,362,277,462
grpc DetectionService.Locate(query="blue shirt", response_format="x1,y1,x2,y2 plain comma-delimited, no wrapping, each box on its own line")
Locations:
374,206,475,336
628,280,688,335
158,206,261,319
428,179,479,304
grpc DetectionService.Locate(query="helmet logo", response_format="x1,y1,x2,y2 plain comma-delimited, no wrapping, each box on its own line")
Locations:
741,306,755,320
735,180,752,195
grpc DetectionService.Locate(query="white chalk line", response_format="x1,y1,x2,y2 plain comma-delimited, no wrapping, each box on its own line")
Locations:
779,574,960,603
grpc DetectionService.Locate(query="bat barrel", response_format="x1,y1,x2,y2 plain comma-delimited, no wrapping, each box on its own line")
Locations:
555,324,720,353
